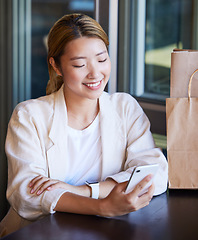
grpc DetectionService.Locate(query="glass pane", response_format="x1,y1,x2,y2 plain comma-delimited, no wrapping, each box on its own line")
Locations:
31,0,95,98
145,0,194,97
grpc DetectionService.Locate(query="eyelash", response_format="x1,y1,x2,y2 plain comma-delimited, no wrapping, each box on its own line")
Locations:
72,58,107,68
99,58,107,63
73,65,85,68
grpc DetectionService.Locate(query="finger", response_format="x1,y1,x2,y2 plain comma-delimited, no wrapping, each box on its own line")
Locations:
129,174,153,197
111,181,128,195
147,183,155,198
117,181,128,192
45,182,62,191
29,175,43,187
36,180,58,195
30,177,49,194
137,183,155,205
134,199,150,211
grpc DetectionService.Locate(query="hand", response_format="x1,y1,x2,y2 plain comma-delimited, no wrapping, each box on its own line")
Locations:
29,175,69,195
29,175,90,197
99,175,155,217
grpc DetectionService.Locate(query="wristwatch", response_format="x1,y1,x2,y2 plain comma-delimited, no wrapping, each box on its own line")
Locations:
85,181,99,199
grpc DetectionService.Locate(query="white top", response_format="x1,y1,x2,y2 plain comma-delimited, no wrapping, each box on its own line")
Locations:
65,115,102,185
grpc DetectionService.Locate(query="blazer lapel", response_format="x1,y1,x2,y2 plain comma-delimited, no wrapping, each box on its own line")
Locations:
99,93,126,180
46,85,69,180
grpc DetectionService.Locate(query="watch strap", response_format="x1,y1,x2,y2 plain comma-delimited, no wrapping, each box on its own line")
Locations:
85,181,99,199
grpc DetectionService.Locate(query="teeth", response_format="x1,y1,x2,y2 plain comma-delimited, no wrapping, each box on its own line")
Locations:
85,81,101,87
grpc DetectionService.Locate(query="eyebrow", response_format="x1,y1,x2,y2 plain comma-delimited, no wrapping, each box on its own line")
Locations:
70,50,107,61
96,50,107,56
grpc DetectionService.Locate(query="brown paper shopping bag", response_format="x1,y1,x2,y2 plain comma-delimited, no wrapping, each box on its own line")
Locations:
166,69,198,189
171,49,198,98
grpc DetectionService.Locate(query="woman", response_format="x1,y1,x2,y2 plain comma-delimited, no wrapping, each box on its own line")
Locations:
0,14,168,237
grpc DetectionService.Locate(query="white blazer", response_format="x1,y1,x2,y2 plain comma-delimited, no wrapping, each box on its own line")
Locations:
1,85,168,235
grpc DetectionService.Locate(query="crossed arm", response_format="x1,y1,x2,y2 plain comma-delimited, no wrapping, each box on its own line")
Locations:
29,175,155,217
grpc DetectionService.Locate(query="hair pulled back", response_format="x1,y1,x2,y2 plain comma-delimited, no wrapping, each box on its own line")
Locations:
46,13,109,95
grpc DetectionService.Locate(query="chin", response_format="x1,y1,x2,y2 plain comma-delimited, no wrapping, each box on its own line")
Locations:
87,90,104,100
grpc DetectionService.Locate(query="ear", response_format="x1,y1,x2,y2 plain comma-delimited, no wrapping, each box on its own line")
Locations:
49,57,62,76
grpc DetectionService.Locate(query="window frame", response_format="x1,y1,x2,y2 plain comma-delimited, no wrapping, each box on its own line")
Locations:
96,0,119,94
117,0,198,135
117,0,166,135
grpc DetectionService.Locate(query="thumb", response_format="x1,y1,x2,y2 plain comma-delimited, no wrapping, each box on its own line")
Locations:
115,181,128,193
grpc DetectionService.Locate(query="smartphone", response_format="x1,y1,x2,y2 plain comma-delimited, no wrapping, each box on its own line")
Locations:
125,164,159,196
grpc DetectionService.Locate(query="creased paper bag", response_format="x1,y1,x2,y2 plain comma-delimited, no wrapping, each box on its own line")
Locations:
166,69,198,189
171,49,198,98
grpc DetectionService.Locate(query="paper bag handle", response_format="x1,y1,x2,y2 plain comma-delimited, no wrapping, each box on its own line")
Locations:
188,69,198,99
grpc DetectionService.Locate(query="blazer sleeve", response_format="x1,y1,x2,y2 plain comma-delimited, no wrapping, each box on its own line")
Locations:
107,94,168,195
5,105,68,220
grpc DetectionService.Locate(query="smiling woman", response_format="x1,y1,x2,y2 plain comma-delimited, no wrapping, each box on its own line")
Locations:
0,13,168,237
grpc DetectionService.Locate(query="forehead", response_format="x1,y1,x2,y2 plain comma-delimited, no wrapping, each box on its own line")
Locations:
64,37,107,56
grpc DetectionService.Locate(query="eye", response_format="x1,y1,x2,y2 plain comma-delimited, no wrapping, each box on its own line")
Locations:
72,64,85,68
98,58,107,63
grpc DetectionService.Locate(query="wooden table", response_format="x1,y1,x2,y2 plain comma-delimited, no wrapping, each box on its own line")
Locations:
2,190,198,240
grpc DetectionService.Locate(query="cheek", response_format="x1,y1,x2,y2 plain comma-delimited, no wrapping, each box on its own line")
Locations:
104,61,111,77
62,68,84,84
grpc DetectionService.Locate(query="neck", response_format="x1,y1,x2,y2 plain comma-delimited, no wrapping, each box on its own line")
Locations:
64,87,99,130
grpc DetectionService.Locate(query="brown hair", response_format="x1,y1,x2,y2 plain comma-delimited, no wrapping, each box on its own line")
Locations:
46,13,109,95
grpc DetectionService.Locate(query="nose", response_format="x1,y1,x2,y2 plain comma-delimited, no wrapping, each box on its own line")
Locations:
87,64,100,79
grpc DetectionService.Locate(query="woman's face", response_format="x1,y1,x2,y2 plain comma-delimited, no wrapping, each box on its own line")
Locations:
55,36,111,101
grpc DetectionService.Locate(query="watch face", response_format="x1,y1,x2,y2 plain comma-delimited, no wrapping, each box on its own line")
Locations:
86,181,99,185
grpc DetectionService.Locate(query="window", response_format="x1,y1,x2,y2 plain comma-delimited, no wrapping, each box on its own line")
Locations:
118,0,198,134
144,0,195,100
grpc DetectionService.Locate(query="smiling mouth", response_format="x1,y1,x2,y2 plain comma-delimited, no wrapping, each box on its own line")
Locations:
83,80,102,88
